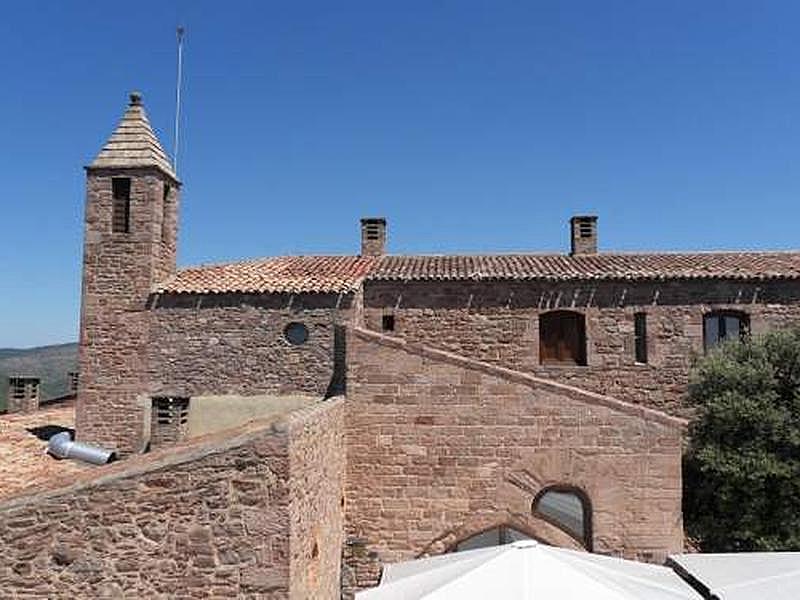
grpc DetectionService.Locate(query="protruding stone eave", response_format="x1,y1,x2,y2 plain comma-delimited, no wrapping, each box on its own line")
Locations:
84,163,182,186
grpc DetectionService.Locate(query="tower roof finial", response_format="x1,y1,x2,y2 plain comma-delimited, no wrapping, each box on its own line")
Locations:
129,91,143,106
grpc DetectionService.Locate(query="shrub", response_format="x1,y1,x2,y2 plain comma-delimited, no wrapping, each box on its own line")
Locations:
684,329,800,551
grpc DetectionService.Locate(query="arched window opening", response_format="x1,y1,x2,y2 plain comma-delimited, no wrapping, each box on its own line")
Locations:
539,311,587,366
451,526,532,553
533,486,592,550
703,311,749,353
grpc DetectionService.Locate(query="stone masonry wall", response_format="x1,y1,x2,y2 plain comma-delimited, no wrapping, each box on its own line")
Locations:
287,401,346,599
0,399,345,599
363,279,800,416
78,168,179,455
147,293,353,399
344,327,685,593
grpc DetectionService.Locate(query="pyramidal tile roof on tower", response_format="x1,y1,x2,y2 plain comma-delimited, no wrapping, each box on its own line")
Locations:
89,92,177,180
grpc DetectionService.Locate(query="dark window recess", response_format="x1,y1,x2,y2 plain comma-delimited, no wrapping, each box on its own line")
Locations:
533,487,592,549
284,322,309,345
704,311,749,352
111,178,131,233
382,314,395,332
539,311,587,366
634,313,648,364
161,183,171,242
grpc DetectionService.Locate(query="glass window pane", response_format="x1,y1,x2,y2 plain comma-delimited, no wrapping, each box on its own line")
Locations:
455,528,501,552
454,527,531,552
536,490,585,541
284,322,309,345
502,527,531,544
724,315,741,340
704,315,719,350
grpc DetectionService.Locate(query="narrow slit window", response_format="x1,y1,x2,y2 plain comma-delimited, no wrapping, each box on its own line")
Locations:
634,312,648,364
111,178,131,233
381,314,395,332
161,183,171,242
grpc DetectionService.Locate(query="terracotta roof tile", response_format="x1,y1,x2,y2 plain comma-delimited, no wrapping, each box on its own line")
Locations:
367,252,800,282
156,251,800,295
157,256,379,294
0,404,88,501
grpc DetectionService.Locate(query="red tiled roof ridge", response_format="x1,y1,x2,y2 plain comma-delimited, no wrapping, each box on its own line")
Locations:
171,249,800,269
172,253,369,270
378,249,800,257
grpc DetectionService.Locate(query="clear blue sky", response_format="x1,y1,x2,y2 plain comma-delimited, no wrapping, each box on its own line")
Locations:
1,1,799,347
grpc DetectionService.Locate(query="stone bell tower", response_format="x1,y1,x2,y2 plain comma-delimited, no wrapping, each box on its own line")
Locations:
76,92,180,455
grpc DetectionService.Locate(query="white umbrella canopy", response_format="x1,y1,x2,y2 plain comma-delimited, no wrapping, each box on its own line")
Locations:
668,552,800,600
356,541,702,600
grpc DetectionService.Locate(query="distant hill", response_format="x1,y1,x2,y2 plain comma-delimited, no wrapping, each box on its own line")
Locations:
0,343,78,411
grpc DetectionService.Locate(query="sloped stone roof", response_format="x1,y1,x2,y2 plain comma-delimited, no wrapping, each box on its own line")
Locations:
157,256,379,294
89,92,177,180
155,251,800,295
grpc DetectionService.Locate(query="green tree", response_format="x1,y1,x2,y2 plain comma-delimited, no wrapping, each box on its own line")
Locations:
684,328,800,551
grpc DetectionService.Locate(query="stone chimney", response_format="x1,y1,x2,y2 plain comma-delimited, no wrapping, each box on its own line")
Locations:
361,217,387,256
7,376,40,413
570,215,598,256
68,371,79,395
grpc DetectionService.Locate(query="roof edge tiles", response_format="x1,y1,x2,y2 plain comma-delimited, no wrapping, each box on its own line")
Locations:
88,91,178,181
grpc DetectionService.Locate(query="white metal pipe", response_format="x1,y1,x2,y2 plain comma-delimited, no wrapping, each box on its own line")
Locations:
47,432,115,465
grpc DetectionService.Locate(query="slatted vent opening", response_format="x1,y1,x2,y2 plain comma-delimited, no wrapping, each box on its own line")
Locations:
11,379,25,399
112,177,131,233
365,224,382,240
151,396,190,446
154,397,189,425
68,371,79,394
9,378,38,400
578,220,594,238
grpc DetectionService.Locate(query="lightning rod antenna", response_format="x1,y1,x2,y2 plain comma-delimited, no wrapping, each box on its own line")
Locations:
173,26,185,176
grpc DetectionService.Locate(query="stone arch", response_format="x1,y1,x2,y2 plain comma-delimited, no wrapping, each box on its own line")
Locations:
503,449,600,550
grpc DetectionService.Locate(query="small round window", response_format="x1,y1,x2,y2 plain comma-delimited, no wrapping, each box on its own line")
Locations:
284,322,309,345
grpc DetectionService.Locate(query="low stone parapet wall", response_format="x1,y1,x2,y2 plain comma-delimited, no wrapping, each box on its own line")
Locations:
0,398,345,599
